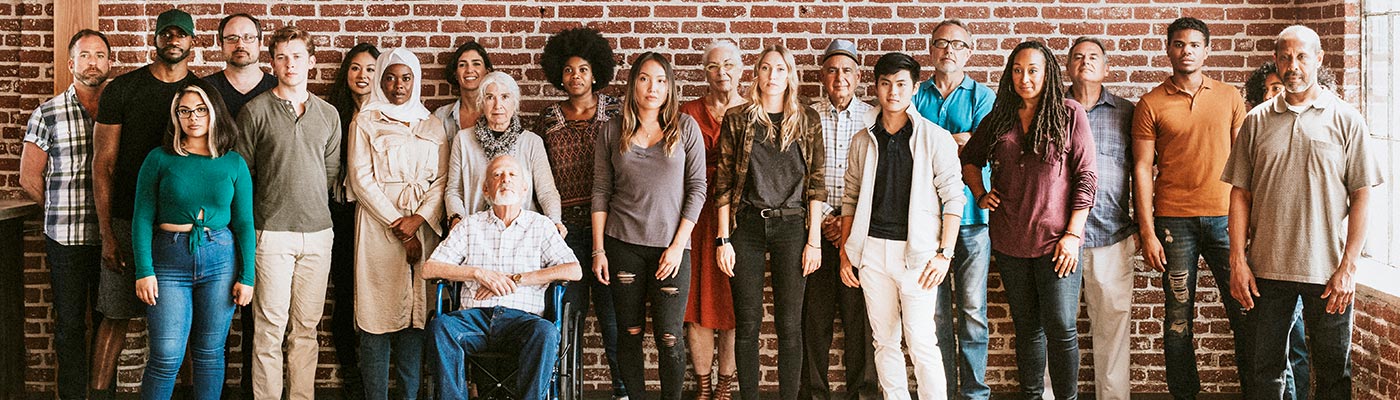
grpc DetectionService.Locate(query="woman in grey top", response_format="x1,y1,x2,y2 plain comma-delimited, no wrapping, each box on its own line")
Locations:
591,52,707,400
443,71,562,232
432,41,493,141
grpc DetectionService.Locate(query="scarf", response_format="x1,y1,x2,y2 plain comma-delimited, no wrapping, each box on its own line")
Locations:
475,115,524,159
360,48,431,122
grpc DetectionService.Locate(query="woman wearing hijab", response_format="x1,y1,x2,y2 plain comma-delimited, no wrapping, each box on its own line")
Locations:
346,48,450,400
443,71,562,231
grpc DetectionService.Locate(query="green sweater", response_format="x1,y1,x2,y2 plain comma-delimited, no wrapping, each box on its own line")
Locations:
132,148,256,286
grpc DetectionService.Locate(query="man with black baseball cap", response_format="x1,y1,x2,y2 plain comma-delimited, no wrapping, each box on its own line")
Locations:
90,8,201,396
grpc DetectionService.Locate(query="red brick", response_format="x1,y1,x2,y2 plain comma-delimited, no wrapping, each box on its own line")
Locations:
558,5,603,19
751,5,794,19
825,21,869,35
654,5,695,18
344,20,387,33
801,5,844,19
319,4,365,17
701,6,745,19
730,21,773,34
849,6,892,19
413,4,459,17
366,4,407,17
994,6,1038,18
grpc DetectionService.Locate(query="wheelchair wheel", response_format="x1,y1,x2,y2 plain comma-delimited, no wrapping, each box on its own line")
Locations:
555,301,581,400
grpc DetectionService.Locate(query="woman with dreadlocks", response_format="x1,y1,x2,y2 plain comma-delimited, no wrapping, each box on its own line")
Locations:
960,41,1098,399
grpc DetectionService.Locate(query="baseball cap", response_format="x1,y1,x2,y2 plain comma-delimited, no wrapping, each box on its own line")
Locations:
155,9,194,37
822,39,860,65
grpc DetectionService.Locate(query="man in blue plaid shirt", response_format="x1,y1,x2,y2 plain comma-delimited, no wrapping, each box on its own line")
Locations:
19,30,111,400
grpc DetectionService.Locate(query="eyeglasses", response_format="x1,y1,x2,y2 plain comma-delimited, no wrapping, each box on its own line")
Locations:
176,107,210,119
932,39,971,51
705,62,739,73
221,34,259,44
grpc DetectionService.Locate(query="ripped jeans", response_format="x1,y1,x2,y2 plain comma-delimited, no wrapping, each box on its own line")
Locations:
1155,216,1251,399
604,236,692,400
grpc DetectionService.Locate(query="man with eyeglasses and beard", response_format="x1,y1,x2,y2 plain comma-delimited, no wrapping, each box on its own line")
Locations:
90,8,202,399
204,13,276,117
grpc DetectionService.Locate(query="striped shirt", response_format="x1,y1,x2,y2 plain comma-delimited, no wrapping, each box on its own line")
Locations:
429,210,578,316
22,85,99,246
813,97,874,214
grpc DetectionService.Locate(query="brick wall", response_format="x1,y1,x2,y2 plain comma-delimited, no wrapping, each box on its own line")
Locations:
0,0,1378,396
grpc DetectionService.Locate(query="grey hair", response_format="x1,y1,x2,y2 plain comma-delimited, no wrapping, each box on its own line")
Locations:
703,39,740,60
476,71,521,113
1277,25,1323,54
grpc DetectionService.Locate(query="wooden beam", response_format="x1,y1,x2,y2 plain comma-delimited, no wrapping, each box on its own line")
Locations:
53,0,100,95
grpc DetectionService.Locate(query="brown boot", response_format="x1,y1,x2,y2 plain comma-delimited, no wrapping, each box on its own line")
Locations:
694,372,713,400
714,374,736,400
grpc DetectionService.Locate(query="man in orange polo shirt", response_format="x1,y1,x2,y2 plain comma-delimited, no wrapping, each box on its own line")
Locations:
1130,17,1251,399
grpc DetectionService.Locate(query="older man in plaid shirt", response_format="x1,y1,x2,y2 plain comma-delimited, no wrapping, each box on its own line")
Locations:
425,155,583,400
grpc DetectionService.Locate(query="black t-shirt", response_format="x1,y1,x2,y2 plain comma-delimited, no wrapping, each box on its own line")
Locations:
202,70,277,117
95,65,201,220
868,116,914,241
743,112,807,210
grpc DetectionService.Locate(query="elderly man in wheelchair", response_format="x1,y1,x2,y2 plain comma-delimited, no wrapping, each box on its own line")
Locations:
423,155,582,400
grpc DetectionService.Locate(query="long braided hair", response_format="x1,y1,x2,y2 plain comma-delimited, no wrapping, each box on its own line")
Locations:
973,41,1071,163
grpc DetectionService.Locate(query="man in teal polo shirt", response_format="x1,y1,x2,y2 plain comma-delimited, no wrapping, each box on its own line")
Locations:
909,18,996,400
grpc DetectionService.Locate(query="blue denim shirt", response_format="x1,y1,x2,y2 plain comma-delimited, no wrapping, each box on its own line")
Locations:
912,75,995,226
1073,89,1138,248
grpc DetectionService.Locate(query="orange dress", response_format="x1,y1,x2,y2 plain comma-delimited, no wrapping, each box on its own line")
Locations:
680,99,735,330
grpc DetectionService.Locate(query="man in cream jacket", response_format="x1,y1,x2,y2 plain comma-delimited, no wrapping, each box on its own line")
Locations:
838,52,967,400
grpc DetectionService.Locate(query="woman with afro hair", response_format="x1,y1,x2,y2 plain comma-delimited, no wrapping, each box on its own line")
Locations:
535,27,630,400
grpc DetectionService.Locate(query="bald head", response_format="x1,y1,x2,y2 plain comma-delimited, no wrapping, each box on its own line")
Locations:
1277,25,1323,54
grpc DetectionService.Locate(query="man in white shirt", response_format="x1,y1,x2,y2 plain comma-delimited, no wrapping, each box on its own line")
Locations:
425,155,582,400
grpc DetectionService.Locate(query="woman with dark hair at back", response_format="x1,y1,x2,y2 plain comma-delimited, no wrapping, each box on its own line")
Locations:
536,27,629,400
433,41,495,141
131,80,254,400
591,51,707,400
325,42,379,397
1244,61,1337,108
961,41,1097,399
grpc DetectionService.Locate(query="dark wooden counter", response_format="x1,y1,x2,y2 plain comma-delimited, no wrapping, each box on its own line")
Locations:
0,199,39,399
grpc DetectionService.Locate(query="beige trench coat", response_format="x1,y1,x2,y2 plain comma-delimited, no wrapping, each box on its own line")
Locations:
346,110,449,334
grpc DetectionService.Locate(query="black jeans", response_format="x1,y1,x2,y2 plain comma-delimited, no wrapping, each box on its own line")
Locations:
44,238,101,400
605,236,691,400
562,221,627,397
329,200,362,390
995,251,1083,400
799,237,879,400
1246,278,1352,400
730,211,807,400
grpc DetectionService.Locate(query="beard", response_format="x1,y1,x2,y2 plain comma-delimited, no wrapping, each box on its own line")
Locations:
75,68,110,87
228,50,256,68
489,190,523,207
1282,70,1315,94
157,45,190,64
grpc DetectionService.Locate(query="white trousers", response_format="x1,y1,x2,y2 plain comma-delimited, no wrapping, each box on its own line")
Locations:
858,237,947,400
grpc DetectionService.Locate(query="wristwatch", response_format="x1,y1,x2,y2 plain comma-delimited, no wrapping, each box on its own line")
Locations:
715,237,731,246
510,273,522,283
936,247,954,259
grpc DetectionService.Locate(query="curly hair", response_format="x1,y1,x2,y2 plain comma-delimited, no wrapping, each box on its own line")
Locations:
973,41,1071,163
540,27,616,93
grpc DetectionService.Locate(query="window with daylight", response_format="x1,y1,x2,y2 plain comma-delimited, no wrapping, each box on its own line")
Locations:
1361,1,1399,271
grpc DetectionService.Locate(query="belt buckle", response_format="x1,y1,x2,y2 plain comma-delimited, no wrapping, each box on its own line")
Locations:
759,208,774,218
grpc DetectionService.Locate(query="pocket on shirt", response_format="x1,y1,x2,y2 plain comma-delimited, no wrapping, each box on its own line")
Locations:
1306,139,1344,177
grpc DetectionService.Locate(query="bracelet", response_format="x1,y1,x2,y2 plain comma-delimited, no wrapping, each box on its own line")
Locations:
806,242,821,249
1063,230,1083,240
591,248,606,257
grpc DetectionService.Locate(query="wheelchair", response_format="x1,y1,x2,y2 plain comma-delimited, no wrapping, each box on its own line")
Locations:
430,280,583,400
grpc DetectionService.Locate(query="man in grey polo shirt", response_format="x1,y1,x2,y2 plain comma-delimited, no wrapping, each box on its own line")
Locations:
234,25,340,400
1223,25,1382,399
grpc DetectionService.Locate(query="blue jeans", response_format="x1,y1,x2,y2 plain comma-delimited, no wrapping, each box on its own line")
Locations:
1246,279,1351,400
360,328,425,400
561,221,627,397
994,251,1082,400
141,229,239,400
431,306,559,400
1155,216,1251,399
44,238,101,400
1286,299,1311,400
936,224,991,400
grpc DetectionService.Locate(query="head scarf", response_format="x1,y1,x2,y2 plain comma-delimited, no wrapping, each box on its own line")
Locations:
361,48,431,122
